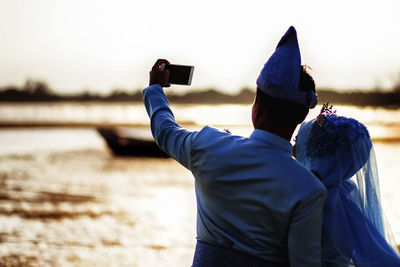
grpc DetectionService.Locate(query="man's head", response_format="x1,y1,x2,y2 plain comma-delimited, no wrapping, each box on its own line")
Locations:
252,65,315,130
256,26,317,107
252,26,317,139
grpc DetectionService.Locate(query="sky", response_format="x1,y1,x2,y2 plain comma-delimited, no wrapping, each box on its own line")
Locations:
1,0,400,95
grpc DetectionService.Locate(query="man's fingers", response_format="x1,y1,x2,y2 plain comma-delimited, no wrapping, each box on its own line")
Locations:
152,59,170,71
149,59,171,87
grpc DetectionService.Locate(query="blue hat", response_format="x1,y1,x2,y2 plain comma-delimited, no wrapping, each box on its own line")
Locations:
256,26,317,108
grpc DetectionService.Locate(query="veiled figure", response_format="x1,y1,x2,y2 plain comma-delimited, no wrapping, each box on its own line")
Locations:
295,104,400,267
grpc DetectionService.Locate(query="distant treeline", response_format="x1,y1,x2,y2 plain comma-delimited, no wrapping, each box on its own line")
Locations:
0,79,400,107
317,89,400,107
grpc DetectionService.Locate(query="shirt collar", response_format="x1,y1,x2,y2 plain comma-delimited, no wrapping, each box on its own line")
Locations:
250,129,293,154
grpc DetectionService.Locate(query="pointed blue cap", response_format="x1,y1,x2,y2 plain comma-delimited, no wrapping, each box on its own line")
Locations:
256,26,317,108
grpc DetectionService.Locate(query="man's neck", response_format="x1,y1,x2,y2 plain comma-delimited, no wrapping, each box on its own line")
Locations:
255,125,295,142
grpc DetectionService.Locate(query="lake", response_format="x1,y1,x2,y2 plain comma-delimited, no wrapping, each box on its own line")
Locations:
0,103,399,266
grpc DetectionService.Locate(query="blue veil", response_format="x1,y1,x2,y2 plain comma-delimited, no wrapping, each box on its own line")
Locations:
296,107,400,266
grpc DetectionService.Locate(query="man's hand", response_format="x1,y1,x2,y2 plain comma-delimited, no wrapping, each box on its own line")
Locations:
149,59,171,87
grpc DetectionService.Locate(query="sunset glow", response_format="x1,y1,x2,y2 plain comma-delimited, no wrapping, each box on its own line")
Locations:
1,0,400,94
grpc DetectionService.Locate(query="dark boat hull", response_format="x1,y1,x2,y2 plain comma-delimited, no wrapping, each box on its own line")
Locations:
97,128,169,158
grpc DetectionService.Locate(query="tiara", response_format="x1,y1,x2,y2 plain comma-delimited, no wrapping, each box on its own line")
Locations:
316,102,336,127
306,104,370,157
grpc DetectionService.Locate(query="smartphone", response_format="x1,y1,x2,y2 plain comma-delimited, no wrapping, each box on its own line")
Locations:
165,64,194,85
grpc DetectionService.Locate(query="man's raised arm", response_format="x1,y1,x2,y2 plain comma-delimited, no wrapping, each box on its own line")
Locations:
142,59,198,169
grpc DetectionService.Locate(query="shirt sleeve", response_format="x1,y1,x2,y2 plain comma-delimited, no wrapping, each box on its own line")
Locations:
142,84,198,169
287,187,327,267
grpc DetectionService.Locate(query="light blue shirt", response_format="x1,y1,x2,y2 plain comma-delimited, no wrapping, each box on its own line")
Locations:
143,84,326,266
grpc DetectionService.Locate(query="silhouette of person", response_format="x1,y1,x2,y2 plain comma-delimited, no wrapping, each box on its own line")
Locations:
143,26,326,266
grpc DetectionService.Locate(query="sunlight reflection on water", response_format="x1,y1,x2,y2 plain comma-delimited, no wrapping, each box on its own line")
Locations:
1,103,399,140
0,146,197,266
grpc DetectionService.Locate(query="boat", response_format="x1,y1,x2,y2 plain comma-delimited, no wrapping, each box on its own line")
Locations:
97,127,168,157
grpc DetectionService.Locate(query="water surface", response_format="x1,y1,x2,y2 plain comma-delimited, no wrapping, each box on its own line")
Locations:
0,103,399,266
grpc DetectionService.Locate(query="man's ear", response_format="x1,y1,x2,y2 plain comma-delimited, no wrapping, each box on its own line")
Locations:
255,95,266,118
252,94,266,128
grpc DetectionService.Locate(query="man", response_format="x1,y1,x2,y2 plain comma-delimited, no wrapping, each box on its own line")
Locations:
143,26,326,266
